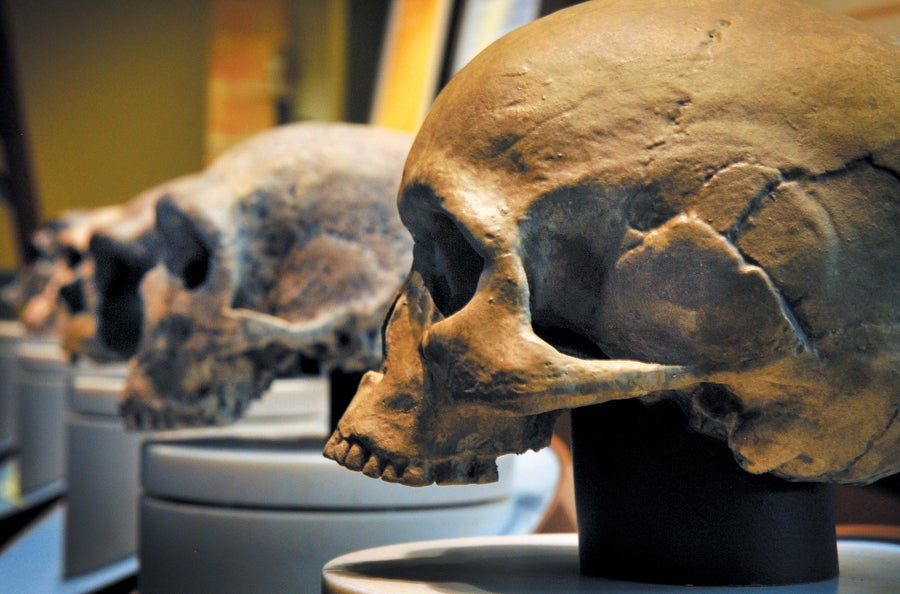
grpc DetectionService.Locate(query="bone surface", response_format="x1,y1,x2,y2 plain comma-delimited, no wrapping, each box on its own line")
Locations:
2,211,95,337
121,122,413,430
325,0,899,486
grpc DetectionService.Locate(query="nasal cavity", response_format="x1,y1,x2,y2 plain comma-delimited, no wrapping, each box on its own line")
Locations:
415,214,483,317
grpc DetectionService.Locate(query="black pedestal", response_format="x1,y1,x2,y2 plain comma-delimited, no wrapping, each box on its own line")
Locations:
328,370,364,432
571,398,838,586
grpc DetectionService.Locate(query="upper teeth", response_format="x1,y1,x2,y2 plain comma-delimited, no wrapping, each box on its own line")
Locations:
323,431,429,486
323,431,502,486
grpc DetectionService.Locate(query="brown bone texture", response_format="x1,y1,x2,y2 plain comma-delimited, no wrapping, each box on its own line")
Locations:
325,0,899,486
119,122,413,429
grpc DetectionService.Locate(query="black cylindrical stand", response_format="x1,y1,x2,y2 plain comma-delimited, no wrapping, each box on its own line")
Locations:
328,370,364,433
571,398,838,586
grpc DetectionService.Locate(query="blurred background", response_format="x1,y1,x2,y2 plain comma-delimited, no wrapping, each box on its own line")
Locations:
1,0,898,274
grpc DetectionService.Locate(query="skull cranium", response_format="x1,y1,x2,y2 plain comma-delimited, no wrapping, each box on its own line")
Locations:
121,123,413,429
326,0,900,486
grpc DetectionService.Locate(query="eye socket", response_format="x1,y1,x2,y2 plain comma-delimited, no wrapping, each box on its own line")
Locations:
414,213,484,317
156,198,212,290
179,253,210,290
63,247,83,268
59,278,86,314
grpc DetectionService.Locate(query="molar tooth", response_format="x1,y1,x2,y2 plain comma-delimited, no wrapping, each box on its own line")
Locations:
344,442,367,470
401,463,429,486
381,464,401,482
362,455,381,478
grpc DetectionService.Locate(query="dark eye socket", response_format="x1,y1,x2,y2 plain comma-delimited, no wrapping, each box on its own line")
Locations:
413,214,484,317
156,199,212,290
59,278,85,313
179,252,210,290
63,247,83,268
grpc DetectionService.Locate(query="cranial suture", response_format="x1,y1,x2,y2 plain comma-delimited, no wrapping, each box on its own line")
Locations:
120,123,413,429
325,0,899,486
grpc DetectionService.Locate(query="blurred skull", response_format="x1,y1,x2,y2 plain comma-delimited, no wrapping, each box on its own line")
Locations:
326,0,899,486
3,209,112,339
121,122,413,429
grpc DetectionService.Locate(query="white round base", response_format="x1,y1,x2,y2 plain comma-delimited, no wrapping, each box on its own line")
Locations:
16,336,68,495
0,321,23,455
138,440,557,594
322,534,900,594
64,368,330,578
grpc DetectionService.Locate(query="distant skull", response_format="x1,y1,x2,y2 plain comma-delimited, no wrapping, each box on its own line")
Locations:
326,0,899,486
2,211,94,336
121,123,413,429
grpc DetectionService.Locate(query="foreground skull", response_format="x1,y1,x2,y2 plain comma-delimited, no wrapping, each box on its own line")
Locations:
326,0,899,486
121,123,413,428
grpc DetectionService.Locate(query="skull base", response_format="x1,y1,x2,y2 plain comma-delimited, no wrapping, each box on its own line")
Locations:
572,398,838,586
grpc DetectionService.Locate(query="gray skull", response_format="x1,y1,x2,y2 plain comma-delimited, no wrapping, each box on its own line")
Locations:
326,0,899,486
121,122,413,429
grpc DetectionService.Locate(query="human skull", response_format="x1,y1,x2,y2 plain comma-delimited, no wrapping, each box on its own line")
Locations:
2,211,94,336
121,122,413,429
326,0,899,486
1,203,151,345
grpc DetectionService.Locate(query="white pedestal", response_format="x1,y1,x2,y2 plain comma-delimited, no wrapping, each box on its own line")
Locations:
138,438,557,594
63,361,138,578
0,372,332,593
322,534,900,594
16,335,68,497
64,368,330,579
0,321,23,456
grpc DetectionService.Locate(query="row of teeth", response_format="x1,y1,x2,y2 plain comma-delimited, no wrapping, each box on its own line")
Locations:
120,399,224,431
324,432,431,486
324,432,502,485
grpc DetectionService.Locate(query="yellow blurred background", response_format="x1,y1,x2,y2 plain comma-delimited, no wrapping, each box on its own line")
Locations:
0,0,897,271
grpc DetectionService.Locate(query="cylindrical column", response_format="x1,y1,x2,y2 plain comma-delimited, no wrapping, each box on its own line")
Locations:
571,398,838,586
0,320,23,455
16,335,68,495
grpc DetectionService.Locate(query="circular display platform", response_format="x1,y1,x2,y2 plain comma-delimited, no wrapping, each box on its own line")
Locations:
322,534,900,593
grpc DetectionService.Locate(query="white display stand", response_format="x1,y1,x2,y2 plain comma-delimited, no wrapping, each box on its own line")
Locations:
65,366,329,580
0,320,23,456
138,439,559,594
321,534,900,594
14,335,68,499
0,372,331,593
63,360,134,578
